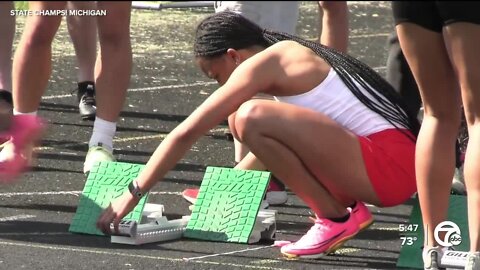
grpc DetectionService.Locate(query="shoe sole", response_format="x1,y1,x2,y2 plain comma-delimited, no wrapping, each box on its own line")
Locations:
358,217,374,231
83,158,115,175
281,231,359,259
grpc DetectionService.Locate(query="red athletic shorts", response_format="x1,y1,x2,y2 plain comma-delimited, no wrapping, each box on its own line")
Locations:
358,128,417,207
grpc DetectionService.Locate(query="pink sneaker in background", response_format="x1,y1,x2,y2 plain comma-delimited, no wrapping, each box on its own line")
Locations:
182,188,199,204
0,115,45,183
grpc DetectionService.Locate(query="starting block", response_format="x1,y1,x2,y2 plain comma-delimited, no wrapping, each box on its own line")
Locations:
249,209,277,243
71,163,277,245
69,162,149,236
110,202,190,245
184,166,272,244
440,250,470,269
397,194,470,269
111,213,191,245
110,203,277,245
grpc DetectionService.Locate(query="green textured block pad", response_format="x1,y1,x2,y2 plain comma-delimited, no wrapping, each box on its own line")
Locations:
397,194,469,269
69,161,149,236
184,167,270,243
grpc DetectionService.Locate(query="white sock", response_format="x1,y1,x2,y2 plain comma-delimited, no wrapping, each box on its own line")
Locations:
13,109,37,116
89,117,116,152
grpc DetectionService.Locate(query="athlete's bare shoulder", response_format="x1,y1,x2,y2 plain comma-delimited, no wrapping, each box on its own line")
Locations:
262,40,320,68
267,40,314,56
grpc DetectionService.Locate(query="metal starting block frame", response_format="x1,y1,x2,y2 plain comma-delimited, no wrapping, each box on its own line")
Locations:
111,216,191,245
110,204,277,245
440,250,470,269
248,209,277,244
111,203,189,245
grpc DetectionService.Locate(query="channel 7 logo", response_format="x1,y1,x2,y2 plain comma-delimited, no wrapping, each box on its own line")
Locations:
434,221,462,247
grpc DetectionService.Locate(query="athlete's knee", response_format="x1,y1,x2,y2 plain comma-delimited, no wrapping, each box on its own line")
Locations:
97,11,131,46
234,100,269,141
99,26,130,46
423,104,462,126
228,112,240,142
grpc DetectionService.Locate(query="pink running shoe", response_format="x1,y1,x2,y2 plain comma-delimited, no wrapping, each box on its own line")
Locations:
350,201,374,231
182,188,199,204
281,214,360,259
308,201,374,231
0,115,45,183
0,138,7,149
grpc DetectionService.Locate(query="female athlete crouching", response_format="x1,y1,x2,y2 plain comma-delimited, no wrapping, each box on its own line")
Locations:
97,11,419,259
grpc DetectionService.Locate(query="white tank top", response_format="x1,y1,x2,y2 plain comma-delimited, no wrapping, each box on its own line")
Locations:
274,68,396,136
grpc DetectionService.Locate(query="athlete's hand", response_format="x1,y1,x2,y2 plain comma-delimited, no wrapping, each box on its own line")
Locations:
96,192,140,235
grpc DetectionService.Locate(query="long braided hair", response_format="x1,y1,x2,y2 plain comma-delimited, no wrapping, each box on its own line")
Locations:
194,11,420,140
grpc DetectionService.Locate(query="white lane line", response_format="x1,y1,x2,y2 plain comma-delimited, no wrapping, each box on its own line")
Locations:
373,66,386,71
251,259,282,265
372,226,400,231
183,245,274,261
0,191,81,197
0,241,289,270
34,133,168,151
0,214,36,222
42,82,215,100
350,33,390,39
334,247,362,254
0,191,182,197
34,127,229,151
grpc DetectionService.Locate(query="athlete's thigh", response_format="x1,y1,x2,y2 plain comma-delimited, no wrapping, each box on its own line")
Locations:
443,22,480,123
396,23,460,118
236,100,374,198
